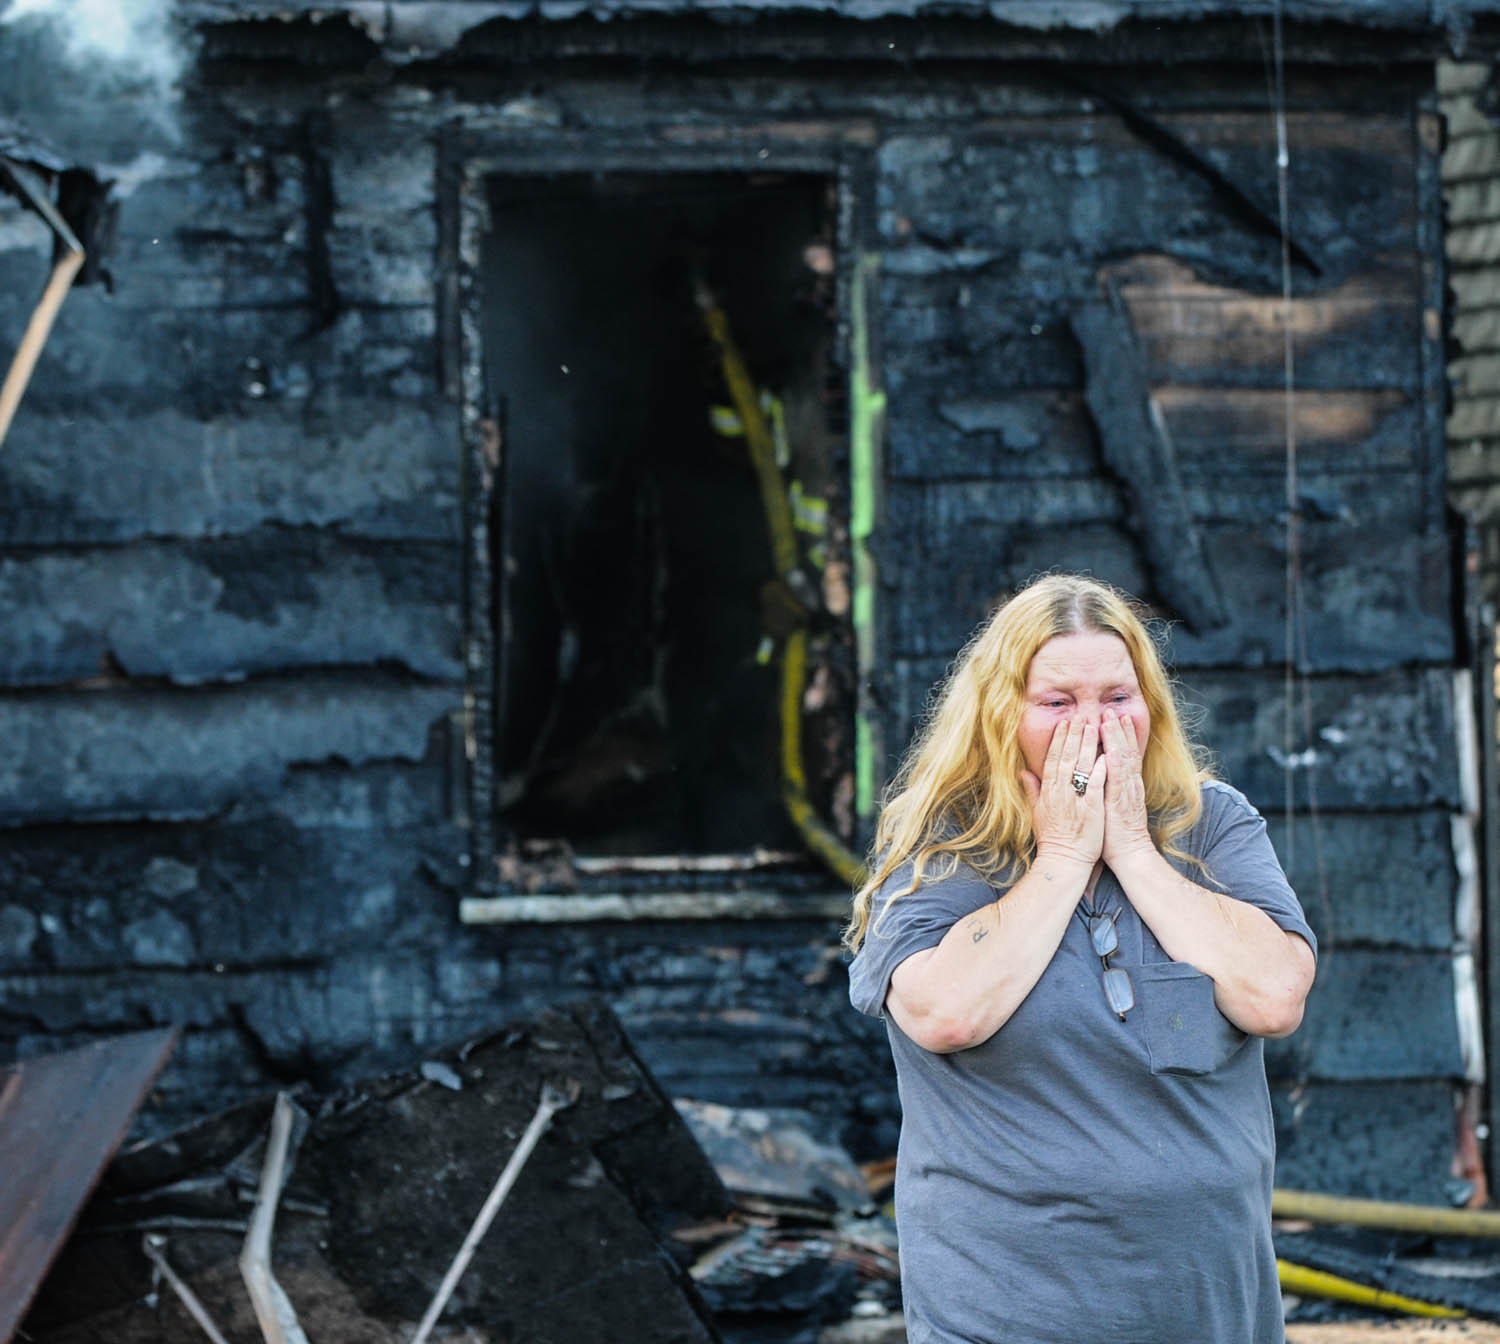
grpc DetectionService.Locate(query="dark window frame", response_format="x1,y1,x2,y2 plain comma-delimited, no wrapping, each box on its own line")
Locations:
450,131,881,923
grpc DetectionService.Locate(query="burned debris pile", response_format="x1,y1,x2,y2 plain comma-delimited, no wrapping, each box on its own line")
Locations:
25,1009,1500,1340
23,1001,730,1343
676,1101,900,1343
18,1001,901,1344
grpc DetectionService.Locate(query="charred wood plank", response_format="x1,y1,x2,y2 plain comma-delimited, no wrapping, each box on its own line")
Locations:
880,295,1084,392
1069,291,1227,632
1271,1081,1464,1205
1166,524,1452,668
1151,385,1418,474
887,383,1418,482
0,675,456,825
0,398,460,546
1184,668,1462,812
0,1029,177,1344
880,265,1420,397
1269,949,1465,1083
0,954,543,1120
71,135,330,314
1108,253,1421,392
907,464,1430,532
103,1092,279,1198
883,513,1451,670
1265,810,1454,953
0,805,457,973
0,278,441,420
0,533,461,688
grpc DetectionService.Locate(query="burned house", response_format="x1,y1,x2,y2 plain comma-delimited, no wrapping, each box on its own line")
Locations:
0,0,1495,1223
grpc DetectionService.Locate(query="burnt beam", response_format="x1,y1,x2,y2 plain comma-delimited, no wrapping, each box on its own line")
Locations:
1070,290,1229,633
1048,70,1322,277
185,11,1500,69
297,111,342,337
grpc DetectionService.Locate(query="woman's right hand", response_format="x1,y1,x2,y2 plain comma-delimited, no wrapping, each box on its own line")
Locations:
1020,717,1106,868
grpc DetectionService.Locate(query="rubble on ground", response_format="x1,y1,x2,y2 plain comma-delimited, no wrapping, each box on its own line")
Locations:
23,1000,729,1343
28,1003,1500,1344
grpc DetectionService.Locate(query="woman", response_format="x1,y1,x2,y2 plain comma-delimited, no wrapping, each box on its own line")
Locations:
846,574,1316,1344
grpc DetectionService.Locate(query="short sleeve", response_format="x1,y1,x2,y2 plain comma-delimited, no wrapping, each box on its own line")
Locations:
847,858,1001,1018
1197,781,1317,961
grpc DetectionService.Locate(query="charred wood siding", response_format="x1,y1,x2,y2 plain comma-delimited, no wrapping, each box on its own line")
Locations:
0,34,1468,1202
870,79,1466,1195
0,82,478,1124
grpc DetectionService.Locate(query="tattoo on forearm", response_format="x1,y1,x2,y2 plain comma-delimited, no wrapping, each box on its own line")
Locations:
969,917,989,944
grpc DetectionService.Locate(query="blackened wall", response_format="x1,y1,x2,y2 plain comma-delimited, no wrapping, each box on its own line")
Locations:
862,61,1467,1198
0,15,1470,1199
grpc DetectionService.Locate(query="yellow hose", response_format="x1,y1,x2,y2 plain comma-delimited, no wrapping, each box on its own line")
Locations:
781,629,866,887
698,286,865,889
1274,1188,1500,1238
698,302,798,578
1277,1259,1465,1319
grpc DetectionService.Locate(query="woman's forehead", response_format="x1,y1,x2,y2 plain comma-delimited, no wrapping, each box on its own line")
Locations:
1025,631,1137,685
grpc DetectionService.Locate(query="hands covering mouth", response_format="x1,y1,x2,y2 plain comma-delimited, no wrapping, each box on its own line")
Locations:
1020,710,1152,868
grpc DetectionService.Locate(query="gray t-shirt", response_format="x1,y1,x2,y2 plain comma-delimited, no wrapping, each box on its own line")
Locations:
849,780,1316,1344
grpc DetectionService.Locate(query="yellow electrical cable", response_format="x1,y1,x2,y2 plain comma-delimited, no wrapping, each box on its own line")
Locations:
699,304,799,578
698,287,865,889
1277,1259,1465,1320
781,628,866,887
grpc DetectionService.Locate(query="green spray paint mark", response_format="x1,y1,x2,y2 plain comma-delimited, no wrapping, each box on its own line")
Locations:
849,253,885,822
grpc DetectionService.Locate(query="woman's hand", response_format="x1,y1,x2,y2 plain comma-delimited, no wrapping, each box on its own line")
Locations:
1020,717,1106,868
889,716,1106,1052
1100,708,1153,866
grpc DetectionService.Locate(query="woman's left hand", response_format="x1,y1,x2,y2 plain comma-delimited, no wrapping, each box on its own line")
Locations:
1101,708,1153,866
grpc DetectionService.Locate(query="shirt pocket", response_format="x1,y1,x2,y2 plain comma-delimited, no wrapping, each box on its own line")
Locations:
1137,961,1248,1076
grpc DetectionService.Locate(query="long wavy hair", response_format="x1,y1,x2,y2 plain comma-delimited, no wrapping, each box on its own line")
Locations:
844,574,1212,952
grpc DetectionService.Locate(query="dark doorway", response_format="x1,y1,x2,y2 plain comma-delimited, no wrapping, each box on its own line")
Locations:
480,172,849,868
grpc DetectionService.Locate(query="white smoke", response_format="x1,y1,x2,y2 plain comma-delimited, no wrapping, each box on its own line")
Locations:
0,0,184,96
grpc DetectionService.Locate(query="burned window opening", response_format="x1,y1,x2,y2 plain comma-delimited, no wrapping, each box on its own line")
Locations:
479,171,854,892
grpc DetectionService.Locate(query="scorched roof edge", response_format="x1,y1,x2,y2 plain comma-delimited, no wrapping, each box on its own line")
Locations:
176,0,1500,33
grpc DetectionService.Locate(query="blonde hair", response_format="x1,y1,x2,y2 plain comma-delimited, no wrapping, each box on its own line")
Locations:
844,574,1211,951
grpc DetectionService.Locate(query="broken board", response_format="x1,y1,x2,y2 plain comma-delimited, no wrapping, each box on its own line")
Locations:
0,1028,176,1344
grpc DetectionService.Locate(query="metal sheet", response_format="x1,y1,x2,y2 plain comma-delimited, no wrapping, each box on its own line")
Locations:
0,1027,177,1344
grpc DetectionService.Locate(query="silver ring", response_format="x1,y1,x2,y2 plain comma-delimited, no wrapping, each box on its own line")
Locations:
1071,770,1089,796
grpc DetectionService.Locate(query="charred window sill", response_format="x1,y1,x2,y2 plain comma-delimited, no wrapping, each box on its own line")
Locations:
460,888,850,924
464,850,851,922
